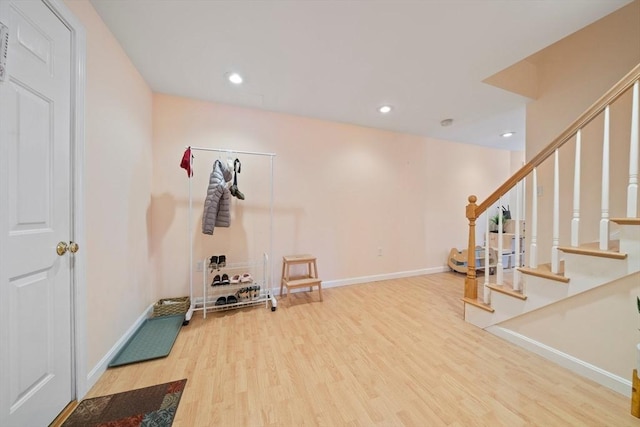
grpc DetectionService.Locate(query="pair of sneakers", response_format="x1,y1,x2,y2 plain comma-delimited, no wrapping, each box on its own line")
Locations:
208,255,226,272
215,295,238,306
236,285,260,301
211,274,230,287
229,273,253,284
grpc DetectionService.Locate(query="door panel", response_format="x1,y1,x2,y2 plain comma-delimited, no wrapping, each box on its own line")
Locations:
10,81,52,230
0,1,73,425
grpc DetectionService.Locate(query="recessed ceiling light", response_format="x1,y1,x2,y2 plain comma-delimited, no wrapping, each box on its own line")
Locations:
227,73,243,85
378,105,392,114
501,131,515,138
440,118,453,127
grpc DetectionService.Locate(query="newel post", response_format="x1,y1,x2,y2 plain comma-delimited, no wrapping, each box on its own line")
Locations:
465,195,478,300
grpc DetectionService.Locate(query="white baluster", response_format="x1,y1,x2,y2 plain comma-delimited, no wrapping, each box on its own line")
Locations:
600,106,610,251
497,198,503,285
530,168,538,269
571,130,581,247
522,176,527,224
551,149,560,274
484,213,490,304
513,180,522,291
628,80,639,218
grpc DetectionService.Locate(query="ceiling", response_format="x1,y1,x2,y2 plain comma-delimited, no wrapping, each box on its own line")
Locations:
90,0,633,151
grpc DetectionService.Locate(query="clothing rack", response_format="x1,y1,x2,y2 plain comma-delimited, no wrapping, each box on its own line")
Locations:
185,146,276,321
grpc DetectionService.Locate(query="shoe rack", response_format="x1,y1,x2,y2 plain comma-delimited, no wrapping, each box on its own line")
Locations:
184,146,277,322
201,254,272,317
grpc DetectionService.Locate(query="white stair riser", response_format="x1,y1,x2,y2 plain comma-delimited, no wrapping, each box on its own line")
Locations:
488,292,526,323
464,304,494,328
562,253,628,293
466,275,568,328
618,225,640,274
521,274,569,304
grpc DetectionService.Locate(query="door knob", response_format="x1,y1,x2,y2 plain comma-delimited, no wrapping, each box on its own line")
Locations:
56,241,79,256
56,242,68,256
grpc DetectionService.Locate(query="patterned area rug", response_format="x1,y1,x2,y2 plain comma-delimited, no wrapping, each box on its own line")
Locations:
62,379,187,427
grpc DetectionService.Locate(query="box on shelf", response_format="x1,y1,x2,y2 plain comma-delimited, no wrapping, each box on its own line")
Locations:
504,219,525,234
152,296,190,318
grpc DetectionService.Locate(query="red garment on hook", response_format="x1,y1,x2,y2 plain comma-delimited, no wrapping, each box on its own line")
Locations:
180,147,193,177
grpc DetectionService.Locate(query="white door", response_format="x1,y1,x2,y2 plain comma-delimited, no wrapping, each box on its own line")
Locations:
0,1,74,426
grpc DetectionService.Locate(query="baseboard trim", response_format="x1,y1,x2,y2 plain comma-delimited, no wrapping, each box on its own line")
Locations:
487,325,631,396
85,303,154,393
281,266,448,294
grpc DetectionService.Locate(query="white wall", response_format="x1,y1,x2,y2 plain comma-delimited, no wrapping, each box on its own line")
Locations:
64,0,154,371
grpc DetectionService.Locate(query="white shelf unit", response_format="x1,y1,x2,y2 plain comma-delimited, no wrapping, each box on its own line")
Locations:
184,146,277,322
201,255,270,317
486,233,525,269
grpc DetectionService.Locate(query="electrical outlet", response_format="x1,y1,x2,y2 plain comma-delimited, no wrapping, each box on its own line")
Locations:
537,185,543,197
377,247,383,257
196,261,203,272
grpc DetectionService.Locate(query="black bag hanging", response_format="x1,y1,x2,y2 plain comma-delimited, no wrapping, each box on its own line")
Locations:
230,158,245,200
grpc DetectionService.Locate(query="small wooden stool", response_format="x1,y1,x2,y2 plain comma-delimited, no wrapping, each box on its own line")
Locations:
280,254,323,302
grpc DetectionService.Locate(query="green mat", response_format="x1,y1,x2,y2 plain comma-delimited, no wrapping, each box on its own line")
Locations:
109,314,184,367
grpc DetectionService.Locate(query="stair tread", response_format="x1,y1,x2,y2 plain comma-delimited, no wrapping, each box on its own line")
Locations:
558,240,626,259
487,283,527,300
611,217,640,225
462,297,494,313
518,262,570,283
579,240,619,250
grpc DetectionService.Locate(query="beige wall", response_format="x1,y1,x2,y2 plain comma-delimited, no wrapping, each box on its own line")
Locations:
151,94,512,298
66,0,637,385
63,0,511,377
500,1,640,385
525,0,640,259
64,0,154,370
500,272,640,379
510,151,525,174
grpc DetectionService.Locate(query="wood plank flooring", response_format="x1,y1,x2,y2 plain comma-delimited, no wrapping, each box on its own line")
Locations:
85,272,636,426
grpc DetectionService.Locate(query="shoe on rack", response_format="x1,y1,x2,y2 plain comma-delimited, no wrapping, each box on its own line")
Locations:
208,256,218,272
240,273,253,283
215,296,226,306
227,295,237,304
236,288,249,301
253,285,260,299
230,274,241,284
221,274,230,285
218,255,226,268
211,274,221,286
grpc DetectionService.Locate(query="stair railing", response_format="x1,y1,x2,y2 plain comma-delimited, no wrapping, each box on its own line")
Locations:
464,63,640,303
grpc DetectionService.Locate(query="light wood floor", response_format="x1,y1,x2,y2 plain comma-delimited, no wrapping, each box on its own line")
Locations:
86,272,636,426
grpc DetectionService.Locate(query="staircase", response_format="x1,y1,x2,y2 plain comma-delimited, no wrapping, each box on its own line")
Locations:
465,218,639,328
461,64,640,393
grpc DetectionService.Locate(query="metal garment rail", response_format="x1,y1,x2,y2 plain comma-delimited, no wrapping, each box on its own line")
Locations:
185,146,276,321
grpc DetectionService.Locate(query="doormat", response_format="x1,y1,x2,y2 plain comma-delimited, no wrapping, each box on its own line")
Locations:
61,379,187,427
109,314,184,367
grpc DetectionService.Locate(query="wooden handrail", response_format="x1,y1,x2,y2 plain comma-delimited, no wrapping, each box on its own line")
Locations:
475,63,640,216
463,63,640,305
